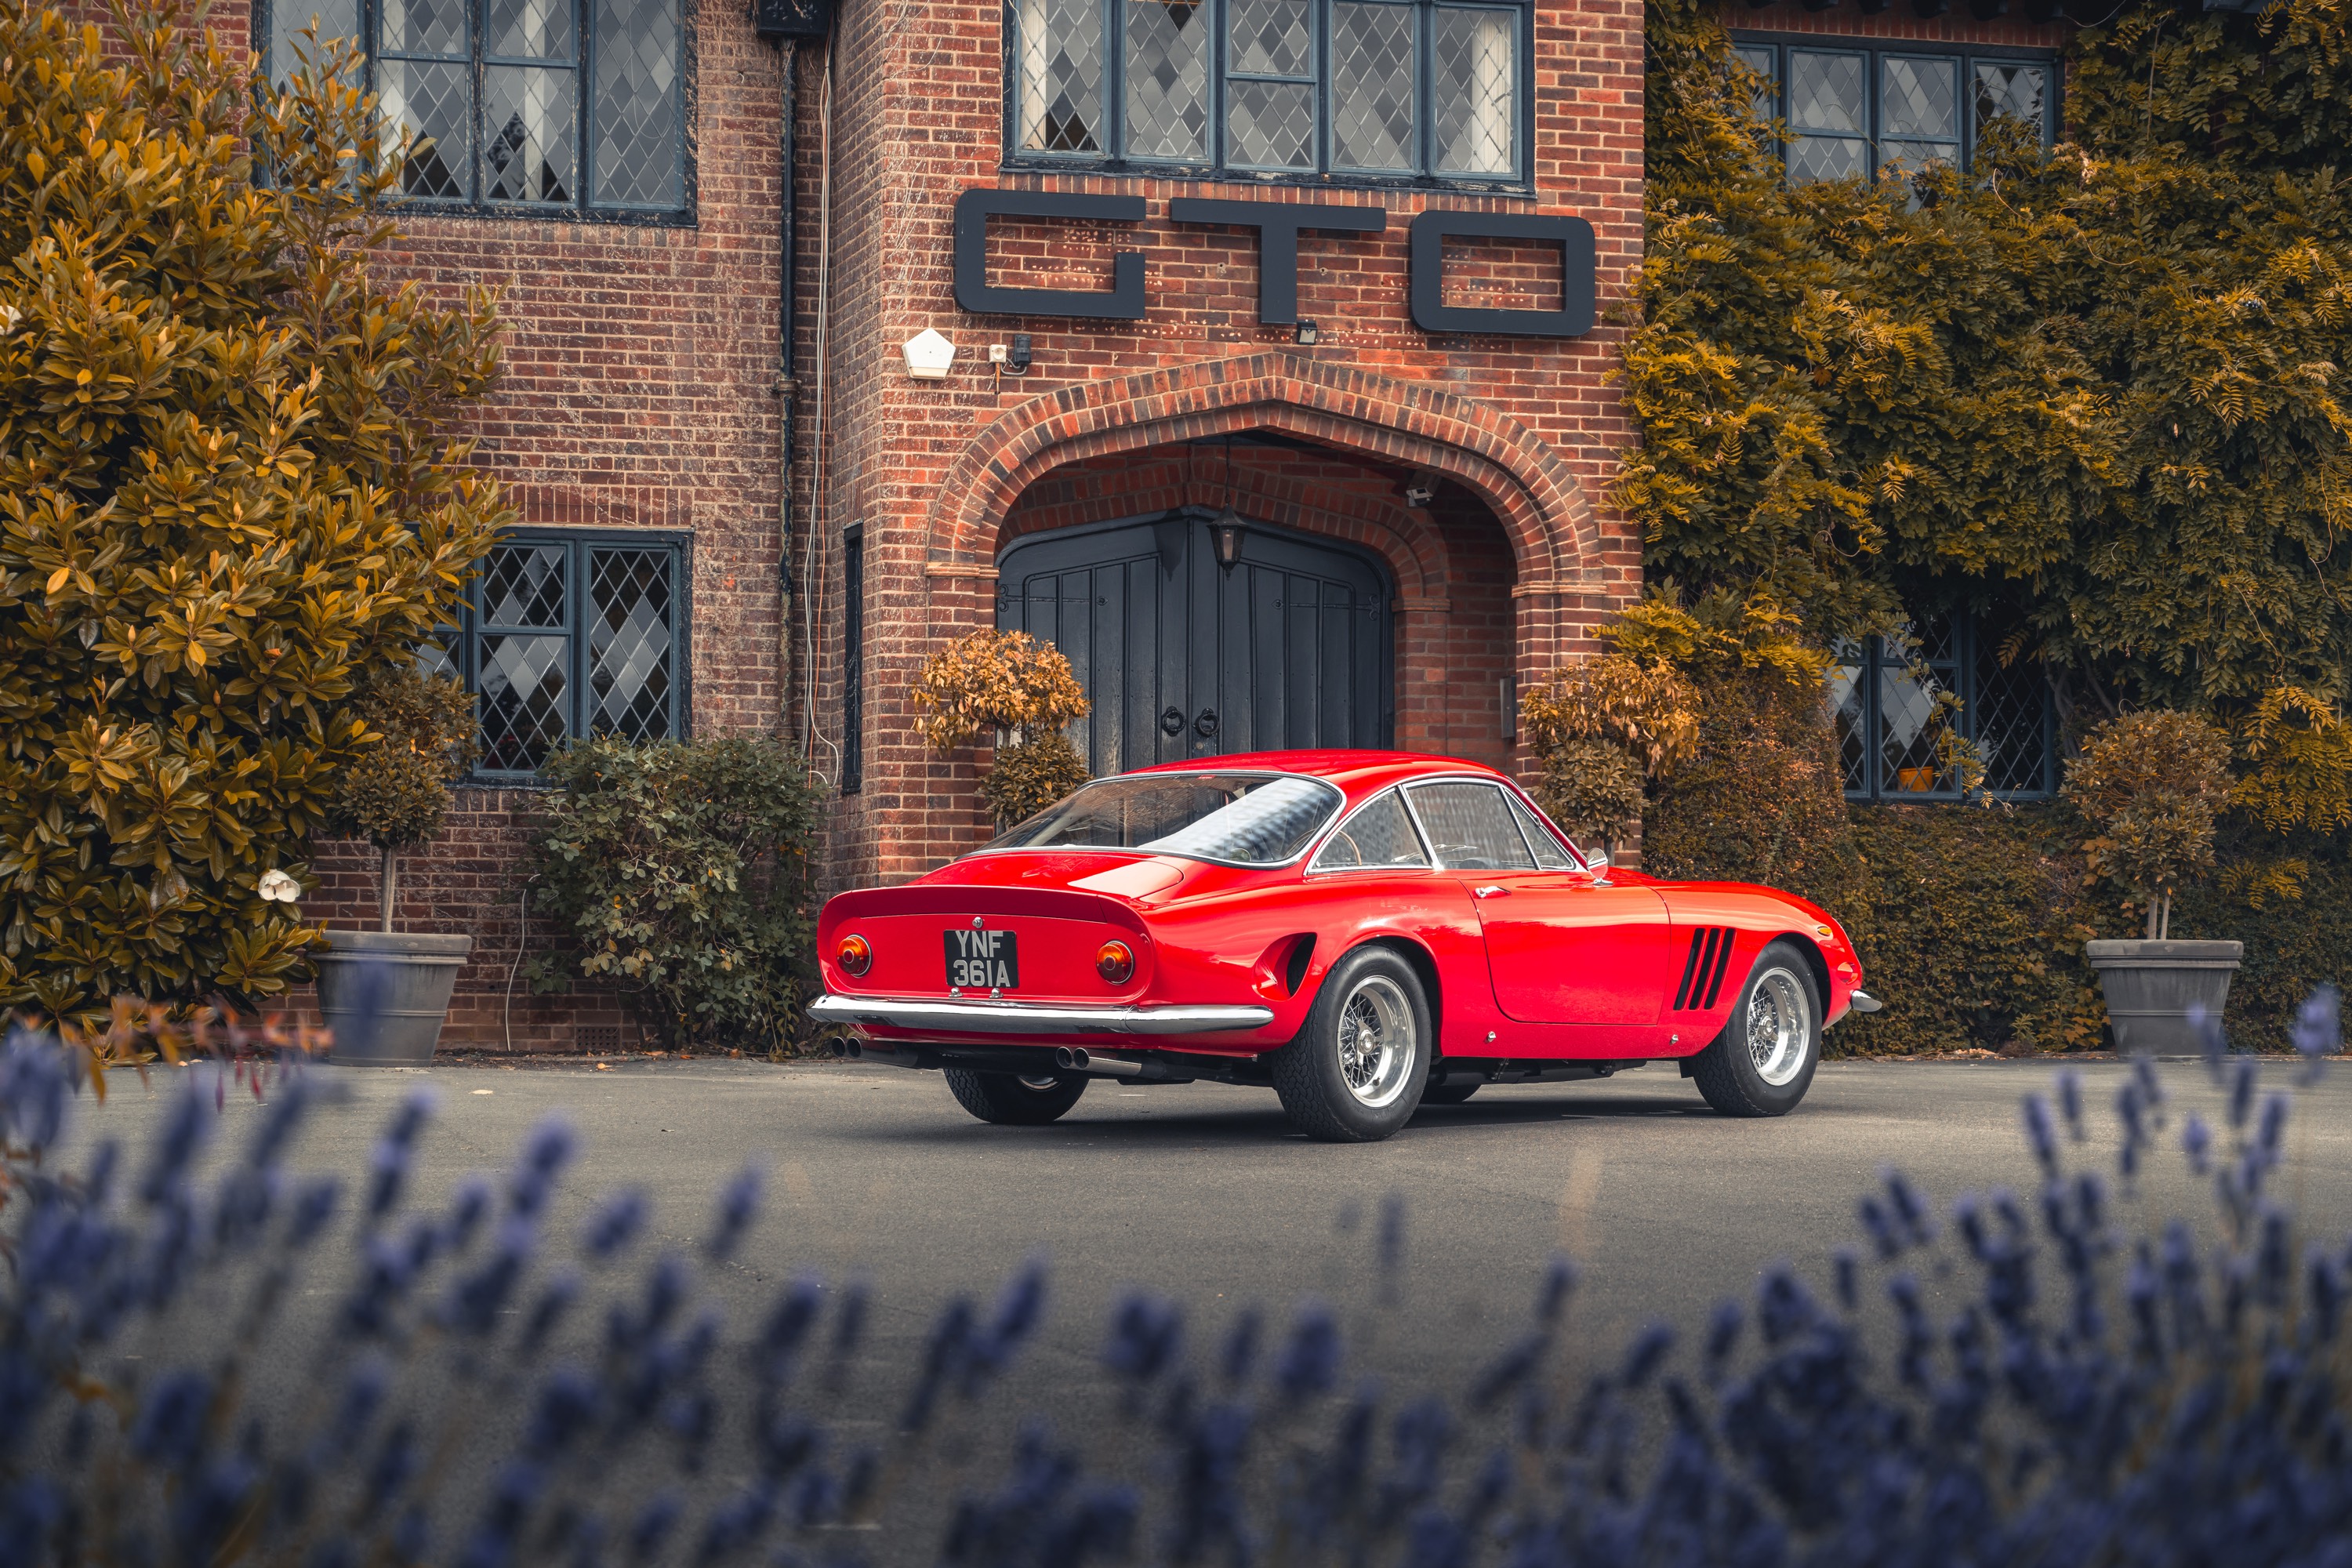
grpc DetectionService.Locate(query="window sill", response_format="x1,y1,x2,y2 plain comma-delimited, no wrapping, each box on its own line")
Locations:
389,200,697,229
996,161,1535,200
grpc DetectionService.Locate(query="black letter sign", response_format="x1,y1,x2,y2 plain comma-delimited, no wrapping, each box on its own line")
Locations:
953,190,1148,319
1167,198,1388,325
1407,212,1595,339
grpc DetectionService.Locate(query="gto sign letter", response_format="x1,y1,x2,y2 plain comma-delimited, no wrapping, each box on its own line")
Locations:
950,188,1594,339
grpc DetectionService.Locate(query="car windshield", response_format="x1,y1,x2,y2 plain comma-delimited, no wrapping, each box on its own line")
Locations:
985,772,1344,865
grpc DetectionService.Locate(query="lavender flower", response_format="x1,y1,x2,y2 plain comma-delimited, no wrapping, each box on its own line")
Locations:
706,1163,766,1262
582,1189,651,1262
1276,1298,1343,1402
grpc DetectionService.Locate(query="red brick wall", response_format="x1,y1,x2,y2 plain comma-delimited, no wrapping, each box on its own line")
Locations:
263,5,820,1048
808,0,1653,892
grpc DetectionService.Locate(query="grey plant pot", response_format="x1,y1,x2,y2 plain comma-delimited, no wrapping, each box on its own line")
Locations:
2085,938,2243,1055
314,930,473,1066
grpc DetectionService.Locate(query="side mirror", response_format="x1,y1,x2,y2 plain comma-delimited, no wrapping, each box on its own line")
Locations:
1584,848,1611,875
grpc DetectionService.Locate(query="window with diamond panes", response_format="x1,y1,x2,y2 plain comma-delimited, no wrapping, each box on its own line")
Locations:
1732,34,2053,186
1007,0,1527,183
261,0,687,218
1831,615,2055,803
456,532,687,777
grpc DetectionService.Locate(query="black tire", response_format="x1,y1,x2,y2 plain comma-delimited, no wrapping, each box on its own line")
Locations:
1690,938,1822,1118
943,1068,1090,1126
1270,945,1432,1142
1419,1080,1482,1106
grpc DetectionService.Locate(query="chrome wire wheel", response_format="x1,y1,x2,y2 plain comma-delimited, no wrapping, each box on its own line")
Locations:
1747,967,1813,1087
1336,975,1416,1109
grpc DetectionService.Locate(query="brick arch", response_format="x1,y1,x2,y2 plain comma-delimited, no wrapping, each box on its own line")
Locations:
923,353,1603,590
996,444,1457,602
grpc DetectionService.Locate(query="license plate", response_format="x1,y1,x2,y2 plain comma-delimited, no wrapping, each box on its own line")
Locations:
943,928,1020,990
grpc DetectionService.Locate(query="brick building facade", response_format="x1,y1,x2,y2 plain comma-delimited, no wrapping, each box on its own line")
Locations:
216,0,2069,1049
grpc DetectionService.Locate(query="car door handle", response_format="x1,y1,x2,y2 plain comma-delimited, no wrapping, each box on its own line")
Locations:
1474,885,1508,898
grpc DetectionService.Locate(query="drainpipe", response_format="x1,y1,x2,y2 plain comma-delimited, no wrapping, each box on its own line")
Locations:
774,35,800,732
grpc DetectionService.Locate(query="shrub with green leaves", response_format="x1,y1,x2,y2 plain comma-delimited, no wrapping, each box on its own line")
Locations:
525,735,824,1052
0,0,506,1018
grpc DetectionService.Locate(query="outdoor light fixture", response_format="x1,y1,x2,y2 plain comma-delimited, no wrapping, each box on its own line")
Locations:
1213,509,1247,570
1294,319,1319,346
902,328,957,379
1403,476,1437,508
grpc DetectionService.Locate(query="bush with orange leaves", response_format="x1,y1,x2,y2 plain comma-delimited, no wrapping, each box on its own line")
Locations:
1519,656,1701,853
911,631,1093,826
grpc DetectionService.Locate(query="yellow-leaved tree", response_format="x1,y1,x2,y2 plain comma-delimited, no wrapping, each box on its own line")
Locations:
0,0,507,1020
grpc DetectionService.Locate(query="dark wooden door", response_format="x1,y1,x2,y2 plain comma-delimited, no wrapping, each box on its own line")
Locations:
997,510,1393,776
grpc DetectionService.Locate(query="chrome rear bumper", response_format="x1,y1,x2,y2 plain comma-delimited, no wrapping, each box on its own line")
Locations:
808,994,1276,1036
1846,989,1884,1014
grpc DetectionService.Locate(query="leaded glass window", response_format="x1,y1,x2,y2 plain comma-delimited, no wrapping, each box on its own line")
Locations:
1008,0,1526,183
449,531,688,778
260,0,688,218
1832,615,2055,802
1733,34,2055,186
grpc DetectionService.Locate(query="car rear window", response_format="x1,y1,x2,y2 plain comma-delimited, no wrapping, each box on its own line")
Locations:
985,772,1343,865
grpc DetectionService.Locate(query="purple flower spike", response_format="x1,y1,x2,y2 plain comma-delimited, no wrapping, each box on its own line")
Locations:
2290,984,2340,1058
1276,1299,1343,1402
1536,1254,1578,1326
2054,1069,2084,1142
582,1189,650,1263
706,1163,766,1262
2182,1113,2212,1177
2188,1001,2227,1080
2022,1095,2059,1180
2229,1056,2257,1131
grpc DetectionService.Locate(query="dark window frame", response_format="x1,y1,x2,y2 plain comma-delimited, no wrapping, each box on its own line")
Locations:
1730,31,2058,181
842,523,864,795
256,0,699,226
1001,0,1537,192
441,527,694,784
1833,613,2057,804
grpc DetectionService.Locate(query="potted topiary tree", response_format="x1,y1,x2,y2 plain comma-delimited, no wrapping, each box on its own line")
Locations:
313,666,479,1065
2066,710,2240,1053
910,630,1092,829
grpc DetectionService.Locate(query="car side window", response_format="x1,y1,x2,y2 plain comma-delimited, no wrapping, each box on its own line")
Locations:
1504,790,1577,871
1406,782,1537,872
1309,789,1432,873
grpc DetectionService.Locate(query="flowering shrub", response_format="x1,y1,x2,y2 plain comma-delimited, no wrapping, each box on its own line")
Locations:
2,992,2347,1566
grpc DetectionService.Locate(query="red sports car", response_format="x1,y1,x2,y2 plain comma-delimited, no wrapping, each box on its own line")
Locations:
808,751,1879,1142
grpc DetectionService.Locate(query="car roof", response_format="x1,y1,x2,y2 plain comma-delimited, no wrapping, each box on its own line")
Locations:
1123,749,1510,800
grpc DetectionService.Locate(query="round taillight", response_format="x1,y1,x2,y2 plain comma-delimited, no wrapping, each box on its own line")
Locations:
837,935,873,977
1096,941,1135,985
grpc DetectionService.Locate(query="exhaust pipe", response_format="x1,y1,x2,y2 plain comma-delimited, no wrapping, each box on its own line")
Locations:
839,1038,936,1070
1052,1046,1199,1082
1055,1046,1143,1078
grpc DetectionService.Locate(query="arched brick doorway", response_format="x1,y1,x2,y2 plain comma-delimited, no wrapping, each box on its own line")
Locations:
997,507,1395,773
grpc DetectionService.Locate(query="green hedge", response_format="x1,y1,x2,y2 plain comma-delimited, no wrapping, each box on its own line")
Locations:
1808,807,2347,1057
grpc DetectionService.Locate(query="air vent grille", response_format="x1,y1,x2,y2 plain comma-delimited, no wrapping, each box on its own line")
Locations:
1671,928,1739,1011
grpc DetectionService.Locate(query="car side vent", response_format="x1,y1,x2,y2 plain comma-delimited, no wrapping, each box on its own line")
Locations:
1671,928,1740,1011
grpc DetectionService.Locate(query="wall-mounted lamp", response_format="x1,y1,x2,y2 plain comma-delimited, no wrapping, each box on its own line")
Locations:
902,328,957,379
1294,319,1319,347
1403,477,1436,509
1213,508,1247,570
